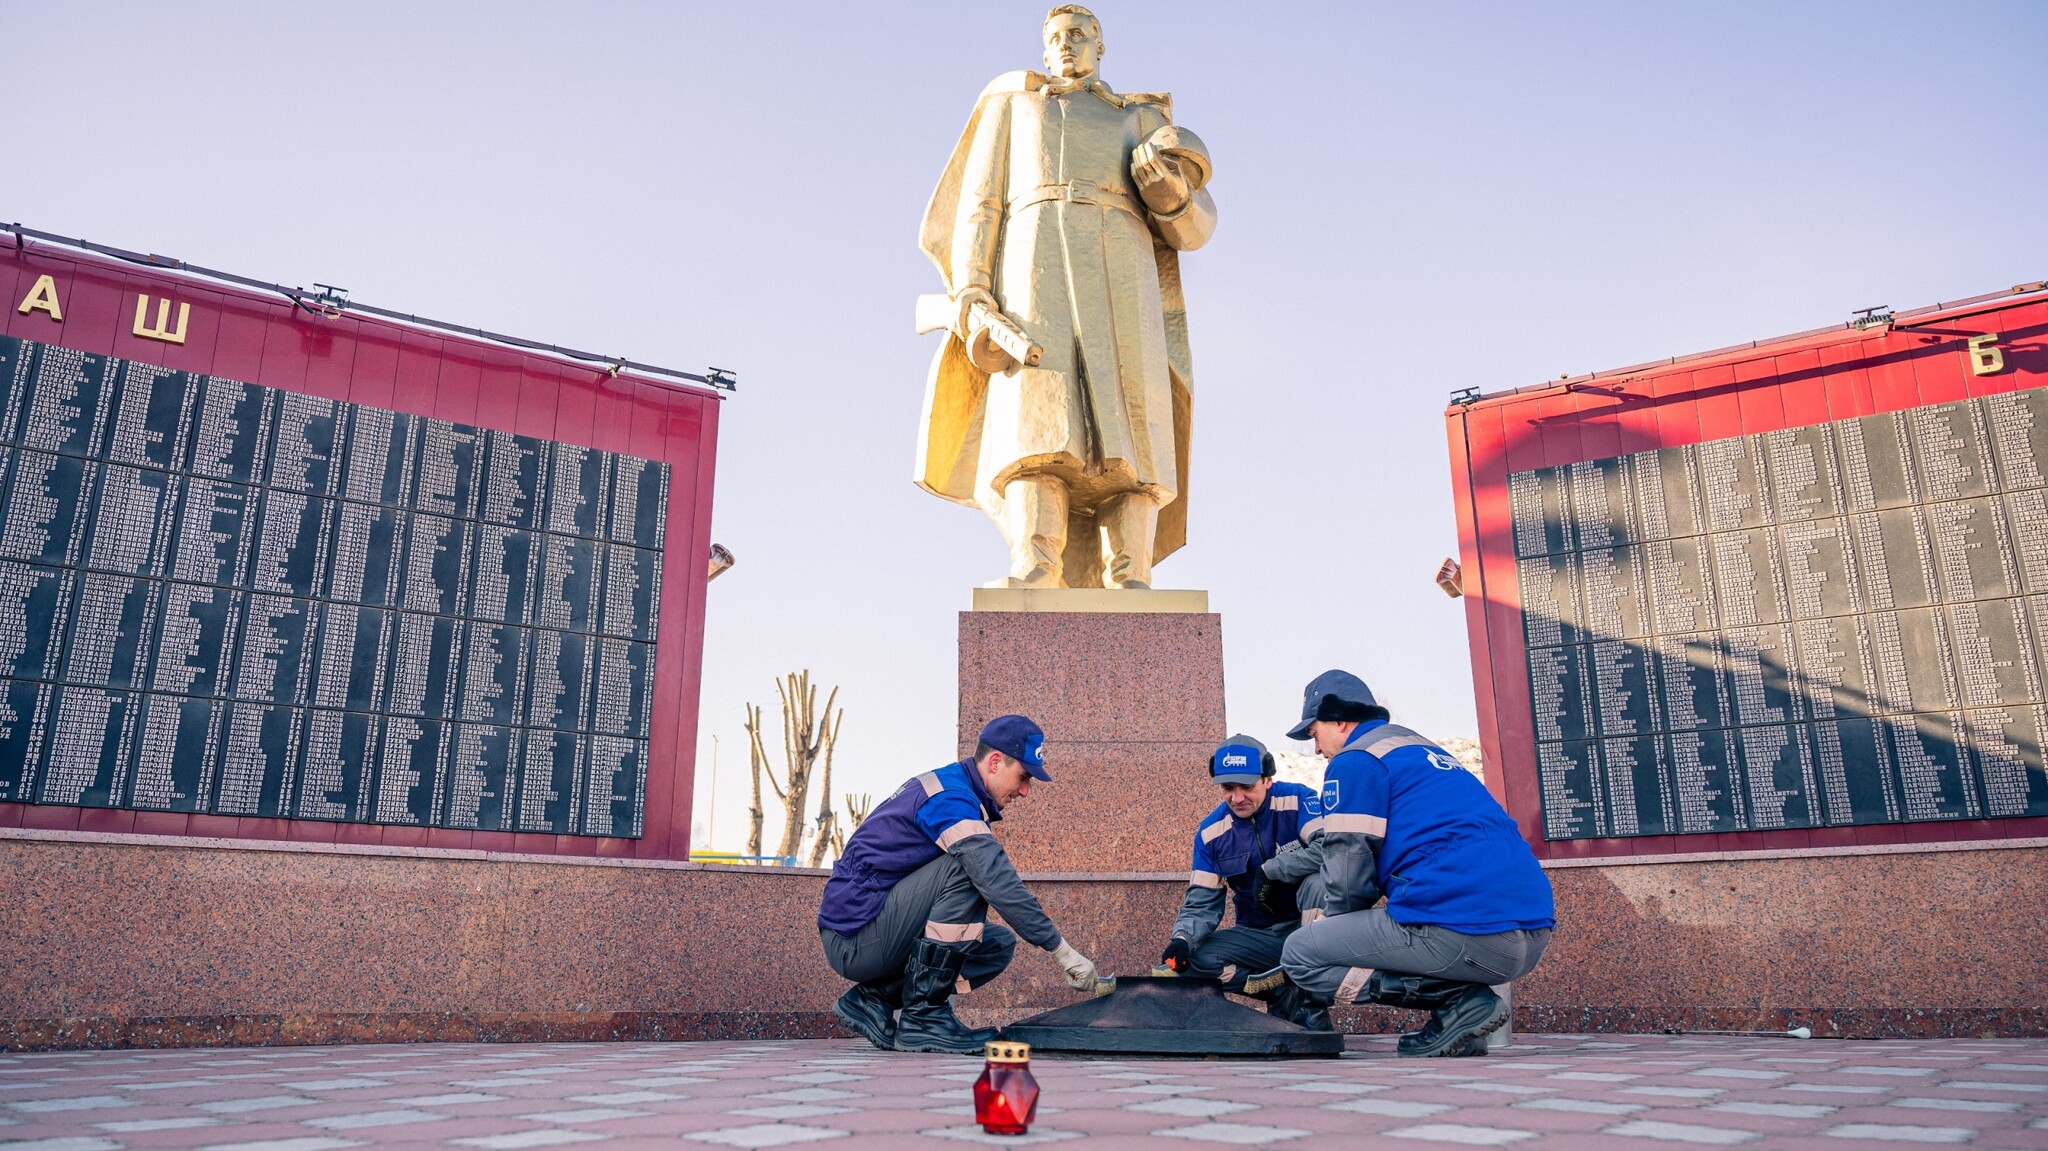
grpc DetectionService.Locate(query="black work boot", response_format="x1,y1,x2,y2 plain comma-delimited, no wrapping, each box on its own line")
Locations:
832,978,901,1051
1358,972,1468,1055
1269,982,1334,1033
894,939,998,1055
1360,972,1504,1058
1242,967,1333,1033
1397,1013,1496,1056
1397,1015,1493,1057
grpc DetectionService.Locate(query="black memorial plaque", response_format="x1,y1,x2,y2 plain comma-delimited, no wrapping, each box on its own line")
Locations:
294,708,376,822
471,524,537,626
249,491,335,597
526,627,591,734
0,334,668,836
1,450,94,566
583,735,645,837
1512,388,2048,839
385,612,458,719
590,637,654,740
456,622,527,726
413,419,478,520
36,686,142,808
546,443,607,539
444,722,513,831
129,693,222,813
171,478,254,588
65,573,157,691
515,728,581,833
0,560,74,683
0,678,57,802
338,408,420,507
373,715,444,826
327,500,402,607
187,377,272,485
105,361,193,472
399,513,470,617
600,543,661,641
267,393,340,496
12,344,112,458
213,700,299,817
610,454,670,549
534,533,598,634
88,465,178,578
478,430,543,530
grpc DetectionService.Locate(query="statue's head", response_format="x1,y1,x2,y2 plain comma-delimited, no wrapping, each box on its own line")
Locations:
1042,5,1103,80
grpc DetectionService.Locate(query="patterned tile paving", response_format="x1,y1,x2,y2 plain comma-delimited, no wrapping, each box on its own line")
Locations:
0,1034,2043,1149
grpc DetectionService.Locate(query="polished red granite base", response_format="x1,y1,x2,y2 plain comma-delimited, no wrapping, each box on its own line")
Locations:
1522,841,2048,1040
2,831,2043,1050
0,830,1184,1052
957,610,1227,873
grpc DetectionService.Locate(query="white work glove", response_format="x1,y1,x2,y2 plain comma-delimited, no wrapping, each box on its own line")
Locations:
1051,939,1099,991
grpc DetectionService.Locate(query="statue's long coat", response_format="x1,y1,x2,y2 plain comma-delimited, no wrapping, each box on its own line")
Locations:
916,70,1214,569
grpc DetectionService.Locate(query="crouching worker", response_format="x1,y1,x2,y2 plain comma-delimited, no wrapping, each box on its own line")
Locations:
1248,671,1555,1057
1159,734,1332,1029
818,715,1103,1054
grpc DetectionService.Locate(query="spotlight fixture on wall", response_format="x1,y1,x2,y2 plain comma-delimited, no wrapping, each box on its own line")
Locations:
708,543,736,582
1435,557,1464,598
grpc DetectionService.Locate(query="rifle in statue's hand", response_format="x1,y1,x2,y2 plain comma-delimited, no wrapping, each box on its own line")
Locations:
915,293,1044,373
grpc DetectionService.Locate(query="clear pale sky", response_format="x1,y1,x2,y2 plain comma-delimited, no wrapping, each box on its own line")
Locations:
5,2,2043,853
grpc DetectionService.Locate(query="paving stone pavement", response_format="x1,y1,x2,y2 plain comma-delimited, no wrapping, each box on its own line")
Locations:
1,1033,2044,1150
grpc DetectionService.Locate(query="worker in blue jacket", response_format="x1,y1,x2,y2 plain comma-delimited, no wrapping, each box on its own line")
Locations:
1159,734,1331,1029
1246,671,1555,1057
819,715,1101,1054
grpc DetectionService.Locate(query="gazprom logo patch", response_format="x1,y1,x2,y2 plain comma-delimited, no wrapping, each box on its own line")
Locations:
1321,781,1340,810
1222,753,1248,768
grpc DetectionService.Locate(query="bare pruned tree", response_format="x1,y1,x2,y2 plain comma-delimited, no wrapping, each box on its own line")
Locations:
743,671,846,865
804,703,848,868
831,792,873,859
742,702,773,858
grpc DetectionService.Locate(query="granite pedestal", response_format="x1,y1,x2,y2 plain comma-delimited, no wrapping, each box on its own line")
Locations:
957,593,1225,874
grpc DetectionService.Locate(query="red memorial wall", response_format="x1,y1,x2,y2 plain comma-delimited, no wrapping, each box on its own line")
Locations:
0,237,722,861
1448,284,2048,862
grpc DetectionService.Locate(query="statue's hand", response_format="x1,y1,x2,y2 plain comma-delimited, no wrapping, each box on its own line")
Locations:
1132,149,1190,215
953,286,1002,339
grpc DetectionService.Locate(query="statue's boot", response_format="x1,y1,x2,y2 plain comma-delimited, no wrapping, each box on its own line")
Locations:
894,940,997,1055
1100,492,1161,589
1356,971,1505,1058
996,476,1068,587
832,977,902,1051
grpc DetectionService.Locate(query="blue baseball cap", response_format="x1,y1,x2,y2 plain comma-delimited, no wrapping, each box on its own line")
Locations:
1210,733,1272,786
1285,670,1381,740
978,714,1051,781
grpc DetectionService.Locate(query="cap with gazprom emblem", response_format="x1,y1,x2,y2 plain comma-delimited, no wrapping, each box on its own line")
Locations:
978,714,1051,781
1209,732,1274,786
1285,670,1381,740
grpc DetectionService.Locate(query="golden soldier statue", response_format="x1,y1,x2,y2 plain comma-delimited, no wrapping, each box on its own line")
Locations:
915,4,1215,588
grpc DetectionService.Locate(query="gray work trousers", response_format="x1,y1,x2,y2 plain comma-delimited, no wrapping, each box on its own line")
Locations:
1190,874,1328,992
818,854,1017,992
1279,907,1551,1004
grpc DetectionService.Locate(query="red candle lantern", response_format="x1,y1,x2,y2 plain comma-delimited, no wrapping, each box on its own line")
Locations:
973,1040,1040,1135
